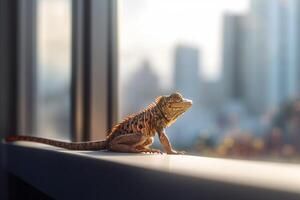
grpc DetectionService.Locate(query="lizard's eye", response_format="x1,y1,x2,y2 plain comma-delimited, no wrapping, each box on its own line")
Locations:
174,96,181,102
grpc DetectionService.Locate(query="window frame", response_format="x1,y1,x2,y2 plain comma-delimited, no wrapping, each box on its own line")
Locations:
71,0,118,141
0,0,19,199
16,0,118,141
17,0,37,135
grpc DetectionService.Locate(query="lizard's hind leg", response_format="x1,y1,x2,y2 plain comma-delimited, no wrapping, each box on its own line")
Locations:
108,132,147,153
136,137,162,153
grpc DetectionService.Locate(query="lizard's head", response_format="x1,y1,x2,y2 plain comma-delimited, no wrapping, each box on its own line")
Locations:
156,92,192,127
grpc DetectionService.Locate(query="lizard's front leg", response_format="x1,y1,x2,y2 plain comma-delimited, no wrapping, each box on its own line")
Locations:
157,128,185,155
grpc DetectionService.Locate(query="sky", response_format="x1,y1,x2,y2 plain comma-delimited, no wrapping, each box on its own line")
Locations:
119,0,249,87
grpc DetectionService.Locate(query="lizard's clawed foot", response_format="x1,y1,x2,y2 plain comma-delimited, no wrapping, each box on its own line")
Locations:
167,150,185,155
142,148,162,154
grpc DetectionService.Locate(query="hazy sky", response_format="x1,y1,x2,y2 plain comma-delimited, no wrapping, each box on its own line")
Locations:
120,0,249,87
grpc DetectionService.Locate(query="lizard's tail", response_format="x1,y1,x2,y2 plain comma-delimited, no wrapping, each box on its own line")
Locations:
5,135,108,150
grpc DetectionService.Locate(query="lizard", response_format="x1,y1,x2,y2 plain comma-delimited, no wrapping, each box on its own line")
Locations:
5,92,192,154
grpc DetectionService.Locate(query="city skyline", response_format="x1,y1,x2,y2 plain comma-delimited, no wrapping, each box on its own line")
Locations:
120,0,250,87
122,0,300,116
120,0,300,151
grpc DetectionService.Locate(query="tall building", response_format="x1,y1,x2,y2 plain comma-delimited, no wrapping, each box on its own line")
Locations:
221,0,300,115
296,0,300,95
220,12,263,117
243,0,273,114
279,0,300,99
248,0,300,113
172,45,215,146
285,0,300,98
221,14,249,102
173,45,201,104
121,60,162,117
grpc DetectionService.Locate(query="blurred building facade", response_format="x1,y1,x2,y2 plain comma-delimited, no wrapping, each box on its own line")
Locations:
121,60,162,117
222,14,248,102
173,45,201,105
222,0,300,115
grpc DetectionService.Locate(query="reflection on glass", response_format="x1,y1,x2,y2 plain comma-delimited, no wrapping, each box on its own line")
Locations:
36,0,71,139
120,0,300,162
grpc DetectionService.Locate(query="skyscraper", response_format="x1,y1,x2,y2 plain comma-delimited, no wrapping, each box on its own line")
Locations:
296,0,300,95
172,45,214,146
285,0,300,99
221,0,300,115
222,13,249,102
121,60,162,117
249,0,300,113
174,45,201,104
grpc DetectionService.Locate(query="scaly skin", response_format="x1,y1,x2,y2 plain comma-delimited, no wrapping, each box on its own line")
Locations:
5,92,192,154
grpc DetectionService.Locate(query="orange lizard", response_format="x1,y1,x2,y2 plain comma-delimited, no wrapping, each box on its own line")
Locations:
5,92,192,154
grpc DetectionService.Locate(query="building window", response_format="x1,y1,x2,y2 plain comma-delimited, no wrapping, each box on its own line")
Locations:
36,0,72,139
119,0,300,162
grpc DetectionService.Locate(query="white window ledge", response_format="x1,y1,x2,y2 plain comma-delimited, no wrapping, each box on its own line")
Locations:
2,142,300,200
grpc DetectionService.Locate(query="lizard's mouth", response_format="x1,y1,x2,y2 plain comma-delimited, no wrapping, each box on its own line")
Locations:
182,98,193,109
172,98,193,110
165,98,193,127
171,98,193,120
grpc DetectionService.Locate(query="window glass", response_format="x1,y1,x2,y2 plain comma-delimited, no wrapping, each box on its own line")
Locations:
119,0,300,162
36,0,71,139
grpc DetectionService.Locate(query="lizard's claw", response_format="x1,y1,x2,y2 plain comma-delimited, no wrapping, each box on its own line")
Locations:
176,150,186,154
150,149,162,154
167,150,185,155
142,148,162,154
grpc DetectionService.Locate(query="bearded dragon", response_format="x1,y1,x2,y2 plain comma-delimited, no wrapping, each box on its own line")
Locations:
5,92,192,154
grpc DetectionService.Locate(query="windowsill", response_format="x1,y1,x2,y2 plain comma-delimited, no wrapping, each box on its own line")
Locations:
3,142,300,200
